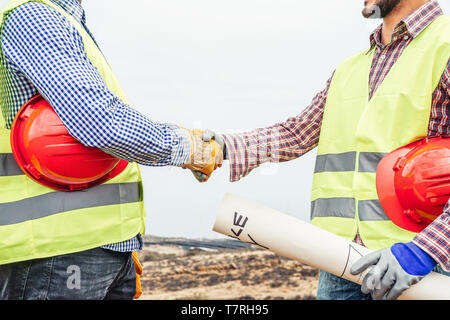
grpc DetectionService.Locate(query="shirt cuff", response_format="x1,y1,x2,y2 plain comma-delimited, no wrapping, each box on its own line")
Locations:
168,125,191,166
411,211,450,272
222,133,253,182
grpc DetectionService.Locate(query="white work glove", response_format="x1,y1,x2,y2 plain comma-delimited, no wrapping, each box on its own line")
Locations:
350,242,436,300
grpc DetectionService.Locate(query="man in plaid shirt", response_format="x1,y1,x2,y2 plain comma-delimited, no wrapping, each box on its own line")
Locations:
197,0,450,300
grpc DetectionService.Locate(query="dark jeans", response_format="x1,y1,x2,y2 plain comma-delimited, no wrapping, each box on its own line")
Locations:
317,265,450,300
0,247,136,300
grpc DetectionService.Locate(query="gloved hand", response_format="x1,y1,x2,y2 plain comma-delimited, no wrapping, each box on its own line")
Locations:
349,242,437,300
191,129,226,182
179,128,223,182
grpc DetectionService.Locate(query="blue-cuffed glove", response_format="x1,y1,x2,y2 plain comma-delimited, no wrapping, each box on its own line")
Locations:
350,242,437,300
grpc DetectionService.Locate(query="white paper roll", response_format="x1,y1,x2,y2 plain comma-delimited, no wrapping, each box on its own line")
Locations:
213,193,450,300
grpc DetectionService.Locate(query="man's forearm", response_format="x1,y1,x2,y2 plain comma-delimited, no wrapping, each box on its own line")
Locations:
222,121,319,182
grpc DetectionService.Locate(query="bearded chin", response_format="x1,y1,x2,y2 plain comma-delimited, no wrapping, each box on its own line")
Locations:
362,5,381,19
362,0,402,19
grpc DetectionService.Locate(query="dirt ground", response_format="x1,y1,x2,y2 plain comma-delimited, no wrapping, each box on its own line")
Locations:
138,244,319,300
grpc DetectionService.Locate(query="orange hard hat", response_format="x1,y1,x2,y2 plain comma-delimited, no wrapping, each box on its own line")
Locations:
376,136,450,232
11,95,128,191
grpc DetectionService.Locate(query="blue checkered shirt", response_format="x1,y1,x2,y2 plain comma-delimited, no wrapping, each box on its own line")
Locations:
0,0,190,252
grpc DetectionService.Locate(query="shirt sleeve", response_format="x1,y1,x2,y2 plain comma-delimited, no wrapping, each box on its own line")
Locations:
1,2,190,166
222,74,333,182
415,61,450,272
412,207,450,272
428,60,450,136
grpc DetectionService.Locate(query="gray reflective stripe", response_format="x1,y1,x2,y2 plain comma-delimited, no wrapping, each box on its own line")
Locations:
314,152,387,173
0,182,142,226
311,198,355,219
358,152,388,173
358,200,389,221
0,154,23,176
314,152,356,173
311,198,390,221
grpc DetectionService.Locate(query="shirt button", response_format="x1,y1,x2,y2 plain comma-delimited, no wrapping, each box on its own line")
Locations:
403,35,409,40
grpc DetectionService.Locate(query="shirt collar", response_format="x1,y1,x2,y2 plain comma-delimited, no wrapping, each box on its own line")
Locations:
369,1,443,49
48,0,86,24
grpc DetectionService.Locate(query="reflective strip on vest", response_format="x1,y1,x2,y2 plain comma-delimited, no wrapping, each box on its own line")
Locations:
358,199,389,221
311,198,389,221
311,152,388,220
314,152,356,173
314,151,386,174
0,182,141,226
311,198,355,218
0,154,22,176
358,152,387,173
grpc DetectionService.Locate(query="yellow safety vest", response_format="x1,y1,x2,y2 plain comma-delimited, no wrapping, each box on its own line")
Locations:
311,15,450,251
0,0,146,265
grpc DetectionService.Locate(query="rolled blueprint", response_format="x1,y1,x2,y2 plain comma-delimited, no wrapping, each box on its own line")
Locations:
213,193,450,300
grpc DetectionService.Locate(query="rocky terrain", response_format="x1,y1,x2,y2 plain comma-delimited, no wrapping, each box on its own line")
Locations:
138,236,319,300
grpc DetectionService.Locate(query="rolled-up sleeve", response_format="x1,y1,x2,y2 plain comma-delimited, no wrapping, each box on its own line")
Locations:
412,208,450,272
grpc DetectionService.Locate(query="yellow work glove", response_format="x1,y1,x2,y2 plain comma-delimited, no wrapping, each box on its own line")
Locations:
191,129,226,182
180,128,223,182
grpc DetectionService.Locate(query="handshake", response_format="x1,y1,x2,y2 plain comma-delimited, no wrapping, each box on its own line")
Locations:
179,128,225,182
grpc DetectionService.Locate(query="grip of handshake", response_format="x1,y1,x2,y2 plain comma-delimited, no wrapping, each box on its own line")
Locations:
179,129,226,182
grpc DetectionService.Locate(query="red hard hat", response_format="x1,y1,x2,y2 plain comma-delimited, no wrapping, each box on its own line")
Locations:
376,136,450,232
11,95,128,191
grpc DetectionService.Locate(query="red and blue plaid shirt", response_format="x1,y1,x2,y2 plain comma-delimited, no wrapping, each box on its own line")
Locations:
222,1,450,271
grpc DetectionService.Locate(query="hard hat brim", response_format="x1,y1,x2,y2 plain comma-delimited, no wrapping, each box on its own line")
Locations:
11,95,128,192
376,139,431,233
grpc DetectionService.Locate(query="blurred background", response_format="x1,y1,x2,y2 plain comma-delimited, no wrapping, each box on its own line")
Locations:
3,0,449,239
